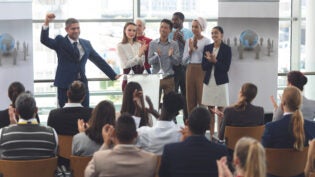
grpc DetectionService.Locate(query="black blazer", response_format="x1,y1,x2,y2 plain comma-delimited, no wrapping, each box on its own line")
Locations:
159,136,228,177
202,42,232,85
219,103,264,140
41,28,117,89
47,107,92,135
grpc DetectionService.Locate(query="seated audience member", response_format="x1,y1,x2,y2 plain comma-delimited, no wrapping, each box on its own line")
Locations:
121,81,159,128
85,114,157,177
47,80,92,135
137,91,184,155
72,100,116,156
0,93,58,159
305,139,315,177
272,71,315,121
219,83,264,140
0,82,40,128
159,107,228,177
217,137,266,177
263,86,315,150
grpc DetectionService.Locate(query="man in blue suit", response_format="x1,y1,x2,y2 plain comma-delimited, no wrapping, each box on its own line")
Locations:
159,107,228,177
40,13,120,108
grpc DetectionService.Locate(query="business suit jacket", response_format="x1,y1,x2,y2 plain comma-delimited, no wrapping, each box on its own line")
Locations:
219,103,264,140
202,42,232,85
40,28,117,89
47,107,92,135
159,135,228,177
262,114,315,149
85,145,157,177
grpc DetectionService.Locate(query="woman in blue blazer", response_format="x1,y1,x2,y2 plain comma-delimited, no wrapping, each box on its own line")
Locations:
201,26,232,137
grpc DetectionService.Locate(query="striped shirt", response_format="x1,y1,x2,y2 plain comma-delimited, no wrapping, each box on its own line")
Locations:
0,123,58,160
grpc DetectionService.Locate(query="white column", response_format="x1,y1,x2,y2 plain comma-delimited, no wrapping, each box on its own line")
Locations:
304,0,315,99
290,0,301,70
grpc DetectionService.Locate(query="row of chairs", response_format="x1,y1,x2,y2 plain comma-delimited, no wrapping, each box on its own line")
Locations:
224,125,309,177
0,126,311,177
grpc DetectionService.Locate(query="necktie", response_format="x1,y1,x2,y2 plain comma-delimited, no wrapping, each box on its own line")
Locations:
73,42,80,61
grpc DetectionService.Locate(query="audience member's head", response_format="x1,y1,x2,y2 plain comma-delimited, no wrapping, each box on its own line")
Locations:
187,107,210,135
15,93,37,120
305,139,315,177
161,91,184,121
234,137,266,177
234,83,258,111
122,22,137,43
86,100,116,144
287,71,307,91
8,81,25,107
121,82,148,126
281,86,305,151
115,114,137,144
67,81,86,103
172,12,184,29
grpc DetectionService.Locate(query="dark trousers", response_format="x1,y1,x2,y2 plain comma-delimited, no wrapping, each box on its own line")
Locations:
173,65,186,96
57,81,89,108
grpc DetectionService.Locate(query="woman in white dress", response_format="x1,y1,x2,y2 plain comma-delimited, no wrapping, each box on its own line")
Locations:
182,17,210,116
117,22,148,90
201,26,232,137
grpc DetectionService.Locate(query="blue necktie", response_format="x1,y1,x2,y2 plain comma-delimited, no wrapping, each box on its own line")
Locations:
73,42,80,61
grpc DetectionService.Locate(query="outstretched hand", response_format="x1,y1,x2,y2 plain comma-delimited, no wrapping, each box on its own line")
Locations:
102,124,115,147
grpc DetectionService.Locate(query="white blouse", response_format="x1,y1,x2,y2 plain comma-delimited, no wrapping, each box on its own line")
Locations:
182,37,211,65
117,42,145,69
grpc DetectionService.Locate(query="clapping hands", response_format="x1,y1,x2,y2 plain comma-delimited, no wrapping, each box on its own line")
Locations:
205,51,217,63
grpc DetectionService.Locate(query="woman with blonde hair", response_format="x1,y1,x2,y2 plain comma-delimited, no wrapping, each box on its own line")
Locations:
262,86,315,151
217,137,266,177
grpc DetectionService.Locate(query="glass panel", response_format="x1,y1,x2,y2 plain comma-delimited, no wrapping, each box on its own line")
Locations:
300,20,306,71
33,22,124,80
301,0,307,18
278,20,291,73
32,0,133,20
140,0,218,19
279,0,291,18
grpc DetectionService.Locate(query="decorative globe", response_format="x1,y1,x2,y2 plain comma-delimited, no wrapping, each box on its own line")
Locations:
239,29,258,49
0,33,15,53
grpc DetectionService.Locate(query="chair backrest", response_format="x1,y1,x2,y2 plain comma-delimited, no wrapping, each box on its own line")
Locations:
266,147,309,177
0,157,57,177
70,155,92,177
224,125,265,150
310,172,315,177
58,135,73,159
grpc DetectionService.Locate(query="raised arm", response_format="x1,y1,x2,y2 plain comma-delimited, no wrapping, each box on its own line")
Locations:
40,13,58,49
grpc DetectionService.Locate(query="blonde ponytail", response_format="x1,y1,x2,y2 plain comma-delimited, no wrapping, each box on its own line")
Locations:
292,109,305,151
244,141,266,177
235,137,266,177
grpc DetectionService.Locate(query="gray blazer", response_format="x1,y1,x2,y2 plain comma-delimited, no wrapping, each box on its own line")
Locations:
273,96,315,122
219,103,264,140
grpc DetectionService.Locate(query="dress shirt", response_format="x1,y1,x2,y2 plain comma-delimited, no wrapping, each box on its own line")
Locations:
182,37,211,64
137,120,181,155
117,42,144,69
148,38,180,78
67,36,84,59
63,102,83,108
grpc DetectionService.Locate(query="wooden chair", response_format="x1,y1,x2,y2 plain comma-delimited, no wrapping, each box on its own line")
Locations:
0,157,57,177
224,125,265,150
309,172,315,177
58,135,73,159
155,155,162,177
70,155,92,177
266,147,309,177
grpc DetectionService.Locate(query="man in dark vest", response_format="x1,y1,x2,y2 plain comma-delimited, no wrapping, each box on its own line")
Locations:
0,93,58,160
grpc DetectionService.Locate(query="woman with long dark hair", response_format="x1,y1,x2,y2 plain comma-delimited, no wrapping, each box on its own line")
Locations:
72,100,116,156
